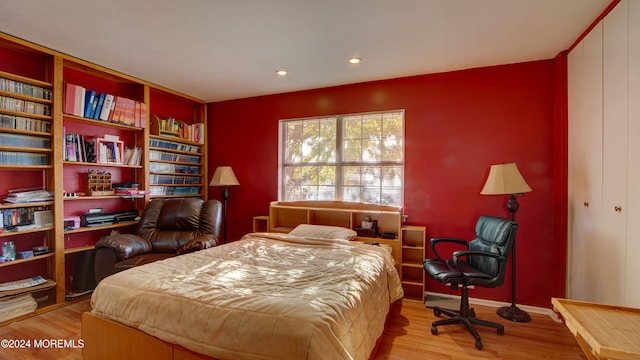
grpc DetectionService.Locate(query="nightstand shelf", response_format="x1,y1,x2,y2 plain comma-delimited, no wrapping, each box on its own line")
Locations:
401,226,426,302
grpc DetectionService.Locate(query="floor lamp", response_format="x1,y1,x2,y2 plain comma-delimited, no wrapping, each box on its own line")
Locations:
480,162,532,323
209,166,239,244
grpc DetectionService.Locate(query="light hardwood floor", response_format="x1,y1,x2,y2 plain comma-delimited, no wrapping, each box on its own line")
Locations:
0,299,586,360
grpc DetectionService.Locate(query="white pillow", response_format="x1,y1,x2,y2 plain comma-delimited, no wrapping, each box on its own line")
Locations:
289,224,357,241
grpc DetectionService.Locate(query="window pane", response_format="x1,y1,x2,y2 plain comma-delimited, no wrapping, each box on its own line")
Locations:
343,186,362,202
341,165,403,206
281,111,403,207
283,166,336,201
343,166,361,186
343,139,361,162
362,115,382,141
362,139,381,162
285,122,303,163
382,113,403,162
343,116,362,139
284,118,336,164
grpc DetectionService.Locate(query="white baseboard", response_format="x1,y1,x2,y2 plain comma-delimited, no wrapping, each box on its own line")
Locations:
425,291,561,323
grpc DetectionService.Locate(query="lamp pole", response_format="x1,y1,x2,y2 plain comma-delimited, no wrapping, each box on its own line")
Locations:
497,193,531,322
221,185,229,244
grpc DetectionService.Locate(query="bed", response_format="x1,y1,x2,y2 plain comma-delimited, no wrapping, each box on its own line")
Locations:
83,228,404,360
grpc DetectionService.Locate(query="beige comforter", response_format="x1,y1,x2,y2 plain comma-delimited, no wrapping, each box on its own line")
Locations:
91,232,404,360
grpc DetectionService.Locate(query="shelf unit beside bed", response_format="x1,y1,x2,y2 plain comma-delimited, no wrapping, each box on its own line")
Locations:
268,201,427,302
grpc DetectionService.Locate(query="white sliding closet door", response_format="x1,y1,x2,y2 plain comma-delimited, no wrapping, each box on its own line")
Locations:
567,22,604,302
626,0,640,308
601,0,628,305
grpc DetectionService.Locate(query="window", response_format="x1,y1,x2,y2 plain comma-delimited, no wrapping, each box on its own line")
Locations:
279,110,404,207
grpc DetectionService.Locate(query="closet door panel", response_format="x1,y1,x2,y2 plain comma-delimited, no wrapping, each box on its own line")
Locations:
567,23,604,301
626,0,640,307
602,0,628,306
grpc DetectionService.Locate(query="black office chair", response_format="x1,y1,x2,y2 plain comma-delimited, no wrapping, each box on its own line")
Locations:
423,215,518,350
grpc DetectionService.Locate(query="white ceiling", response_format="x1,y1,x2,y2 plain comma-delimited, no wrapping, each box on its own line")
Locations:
0,0,611,103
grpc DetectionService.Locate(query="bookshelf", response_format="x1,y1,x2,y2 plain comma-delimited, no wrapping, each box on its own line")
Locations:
148,136,204,198
0,38,58,319
147,87,207,200
59,59,147,300
400,226,426,302
0,31,208,324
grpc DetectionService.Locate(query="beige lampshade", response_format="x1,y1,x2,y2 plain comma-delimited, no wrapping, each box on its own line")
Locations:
209,166,240,186
480,163,532,195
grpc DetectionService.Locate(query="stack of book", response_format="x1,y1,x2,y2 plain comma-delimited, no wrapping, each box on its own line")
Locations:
63,83,147,128
123,146,142,166
3,189,53,204
151,114,204,144
0,113,51,133
0,294,37,323
63,131,95,163
0,76,52,100
0,96,50,116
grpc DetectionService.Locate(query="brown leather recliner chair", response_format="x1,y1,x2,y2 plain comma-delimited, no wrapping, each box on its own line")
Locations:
94,198,222,283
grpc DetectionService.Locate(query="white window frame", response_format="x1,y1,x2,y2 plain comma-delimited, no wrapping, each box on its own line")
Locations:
278,110,404,207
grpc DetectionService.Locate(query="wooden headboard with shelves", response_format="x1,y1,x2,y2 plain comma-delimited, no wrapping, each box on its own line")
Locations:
267,200,427,302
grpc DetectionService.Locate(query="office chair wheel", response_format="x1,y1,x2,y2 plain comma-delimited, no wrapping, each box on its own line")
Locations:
475,339,483,350
497,328,504,335
431,325,438,335
433,308,442,317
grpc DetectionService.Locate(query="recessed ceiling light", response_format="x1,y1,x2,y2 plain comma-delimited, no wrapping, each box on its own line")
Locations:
348,57,361,64
276,69,288,76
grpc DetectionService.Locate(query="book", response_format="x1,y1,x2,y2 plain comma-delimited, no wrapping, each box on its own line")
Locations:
193,123,204,144
63,83,76,115
139,102,147,128
111,96,123,123
99,94,114,120
93,93,106,120
83,90,96,118
74,85,86,117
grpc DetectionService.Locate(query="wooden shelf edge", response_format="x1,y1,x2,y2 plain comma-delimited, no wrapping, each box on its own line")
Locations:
0,108,52,121
149,134,203,147
0,279,56,298
65,245,95,254
0,201,54,209
0,145,52,153
0,164,52,170
149,146,202,156
62,113,144,131
0,226,54,238
0,70,53,88
0,252,55,268
0,127,51,137
63,160,142,169
63,220,138,234
149,194,203,199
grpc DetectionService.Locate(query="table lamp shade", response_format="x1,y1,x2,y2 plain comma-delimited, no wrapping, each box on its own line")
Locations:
480,163,531,195
209,166,240,186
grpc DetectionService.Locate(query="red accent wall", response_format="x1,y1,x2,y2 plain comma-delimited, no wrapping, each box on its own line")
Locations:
208,59,565,308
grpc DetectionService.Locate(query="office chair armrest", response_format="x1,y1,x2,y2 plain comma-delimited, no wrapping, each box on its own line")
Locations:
451,249,504,267
430,237,468,261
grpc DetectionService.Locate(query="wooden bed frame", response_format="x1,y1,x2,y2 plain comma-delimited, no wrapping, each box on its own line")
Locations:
82,200,402,359
82,302,396,360
82,311,214,360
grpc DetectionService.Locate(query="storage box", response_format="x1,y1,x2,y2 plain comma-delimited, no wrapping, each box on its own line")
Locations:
355,227,377,238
